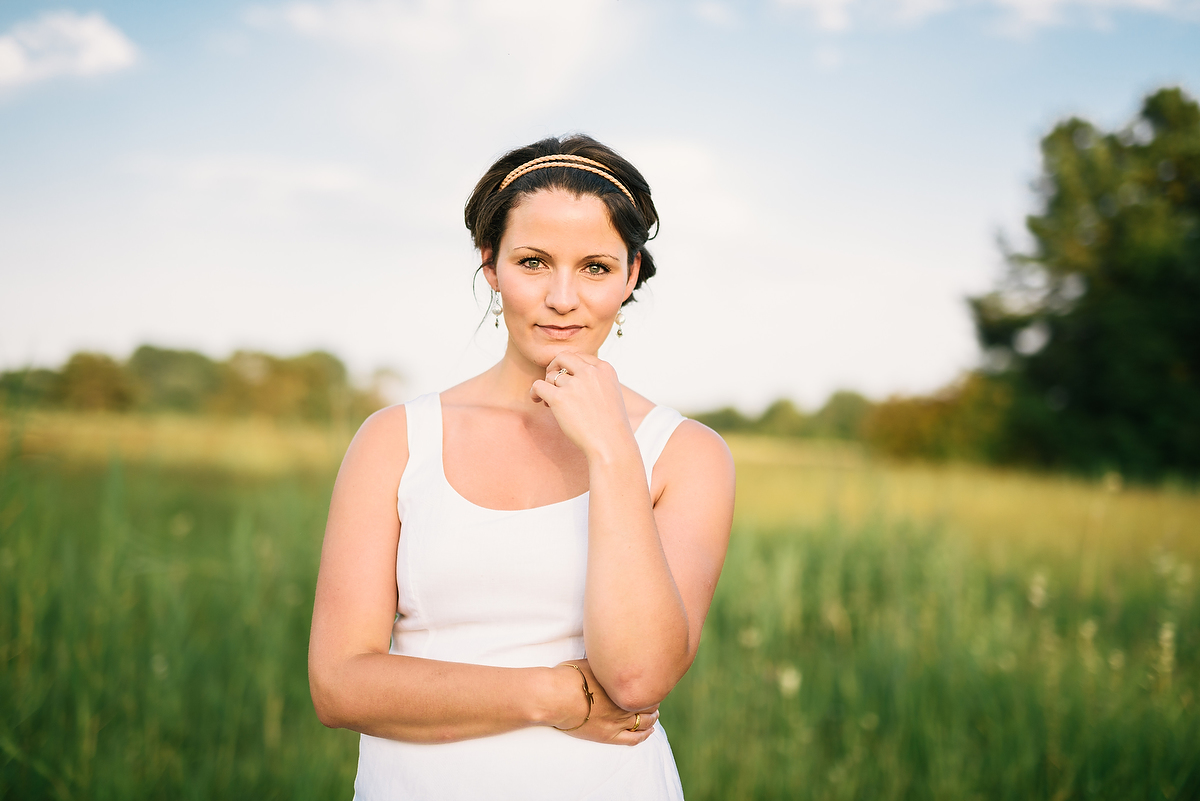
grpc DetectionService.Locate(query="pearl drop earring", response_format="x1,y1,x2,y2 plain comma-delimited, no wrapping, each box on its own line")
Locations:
491,294,503,328
615,312,626,338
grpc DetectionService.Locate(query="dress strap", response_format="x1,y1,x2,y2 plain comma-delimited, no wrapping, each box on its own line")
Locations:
403,390,441,460
403,393,444,467
397,393,442,521
633,406,686,489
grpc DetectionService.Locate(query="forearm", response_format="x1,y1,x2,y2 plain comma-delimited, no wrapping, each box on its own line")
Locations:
310,652,582,742
583,438,691,709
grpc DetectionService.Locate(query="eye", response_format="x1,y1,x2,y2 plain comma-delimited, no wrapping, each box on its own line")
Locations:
519,257,543,270
585,263,611,275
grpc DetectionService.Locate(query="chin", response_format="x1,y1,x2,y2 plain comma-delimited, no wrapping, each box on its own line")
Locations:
525,339,602,366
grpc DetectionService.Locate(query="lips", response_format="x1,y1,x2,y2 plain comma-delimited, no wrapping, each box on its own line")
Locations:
536,324,585,340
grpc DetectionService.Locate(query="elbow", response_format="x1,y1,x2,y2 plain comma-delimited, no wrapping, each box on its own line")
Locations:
312,696,343,730
603,646,698,711
604,668,674,712
608,687,664,713
309,668,349,729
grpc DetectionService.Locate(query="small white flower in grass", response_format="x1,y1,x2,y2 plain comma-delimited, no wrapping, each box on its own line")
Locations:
1159,622,1176,676
1154,551,1176,577
151,653,168,679
1028,572,1048,609
738,627,762,648
778,665,801,697
1078,619,1100,673
169,512,193,539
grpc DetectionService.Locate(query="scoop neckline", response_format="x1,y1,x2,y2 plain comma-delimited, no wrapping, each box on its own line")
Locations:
435,393,658,514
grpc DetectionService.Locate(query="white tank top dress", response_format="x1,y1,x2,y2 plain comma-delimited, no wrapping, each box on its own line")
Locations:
352,392,689,801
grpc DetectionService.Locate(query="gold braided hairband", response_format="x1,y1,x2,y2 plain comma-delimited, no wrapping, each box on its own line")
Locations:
497,154,638,208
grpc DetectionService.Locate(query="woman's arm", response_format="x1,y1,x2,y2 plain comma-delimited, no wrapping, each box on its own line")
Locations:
308,405,659,744
532,355,736,711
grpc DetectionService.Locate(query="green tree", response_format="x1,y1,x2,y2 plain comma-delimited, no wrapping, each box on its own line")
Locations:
862,373,1010,461
0,368,60,409
970,87,1200,478
128,345,222,413
690,406,755,433
211,349,367,423
808,390,872,440
756,399,809,437
57,353,135,412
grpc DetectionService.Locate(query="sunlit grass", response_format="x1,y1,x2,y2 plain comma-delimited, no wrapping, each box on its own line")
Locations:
2,415,1197,798
0,411,353,475
728,434,1200,563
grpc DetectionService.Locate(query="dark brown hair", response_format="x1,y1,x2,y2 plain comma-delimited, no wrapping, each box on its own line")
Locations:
464,134,659,305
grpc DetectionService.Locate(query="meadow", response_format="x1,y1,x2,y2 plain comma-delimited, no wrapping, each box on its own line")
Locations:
1,412,1197,799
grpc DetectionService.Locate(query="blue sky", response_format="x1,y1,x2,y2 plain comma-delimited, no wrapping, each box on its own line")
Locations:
2,0,1198,411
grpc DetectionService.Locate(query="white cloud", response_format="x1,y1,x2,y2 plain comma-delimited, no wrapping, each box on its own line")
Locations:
0,11,138,89
245,0,640,109
694,1,740,26
127,153,378,221
777,0,857,30
774,0,1195,32
990,0,1175,31
245,0,461,54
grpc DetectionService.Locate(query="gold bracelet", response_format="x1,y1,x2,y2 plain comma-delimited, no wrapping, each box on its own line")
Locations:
553,663,595,732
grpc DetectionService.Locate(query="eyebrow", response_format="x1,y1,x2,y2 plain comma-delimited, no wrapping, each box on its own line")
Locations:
513,246,552,257
512,246,621,262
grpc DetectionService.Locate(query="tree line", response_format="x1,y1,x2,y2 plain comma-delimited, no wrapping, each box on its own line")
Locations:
0,345,388,425
701,87,1200,481
3,88,1194,478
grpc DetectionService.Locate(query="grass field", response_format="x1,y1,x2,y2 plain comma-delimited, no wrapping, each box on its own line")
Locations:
2,413,1197,799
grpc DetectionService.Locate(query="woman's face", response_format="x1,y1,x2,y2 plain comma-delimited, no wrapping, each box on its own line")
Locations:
484,189,639,367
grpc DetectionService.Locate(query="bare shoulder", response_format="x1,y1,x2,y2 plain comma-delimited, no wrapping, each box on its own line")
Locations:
339,403,410,481
663,419,735,480
647,412,735,507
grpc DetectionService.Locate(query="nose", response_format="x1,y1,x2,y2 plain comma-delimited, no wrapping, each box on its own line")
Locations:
544,268,580,314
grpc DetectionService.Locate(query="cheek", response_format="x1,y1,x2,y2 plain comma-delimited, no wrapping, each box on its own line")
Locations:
598,275,632,308
496,277,539,313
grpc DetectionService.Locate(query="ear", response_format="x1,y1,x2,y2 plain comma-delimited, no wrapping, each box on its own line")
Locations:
480,248,499,292
623,250,641,302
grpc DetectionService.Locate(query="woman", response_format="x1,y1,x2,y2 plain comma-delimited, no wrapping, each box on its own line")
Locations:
308,135,736,800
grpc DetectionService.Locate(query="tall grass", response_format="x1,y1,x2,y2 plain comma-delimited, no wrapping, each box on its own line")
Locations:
1,422,1197,799
1,459,358,799
672,520,1197,799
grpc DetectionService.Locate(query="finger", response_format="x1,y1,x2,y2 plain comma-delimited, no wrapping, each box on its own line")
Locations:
638,709,660,731
530,379,558,405
543,351,574,375
615,723,657,746
547,351,592,374
622,709,657,736
545,366,572,388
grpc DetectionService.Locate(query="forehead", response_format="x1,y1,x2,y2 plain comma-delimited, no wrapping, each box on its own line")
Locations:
502,190,625,254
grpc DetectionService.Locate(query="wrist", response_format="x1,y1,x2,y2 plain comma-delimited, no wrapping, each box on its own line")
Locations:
529,665,588,729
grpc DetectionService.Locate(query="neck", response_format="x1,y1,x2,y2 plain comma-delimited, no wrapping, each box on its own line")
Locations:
479,339,581,411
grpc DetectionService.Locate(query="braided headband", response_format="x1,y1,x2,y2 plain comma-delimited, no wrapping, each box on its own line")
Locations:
497,154,638,209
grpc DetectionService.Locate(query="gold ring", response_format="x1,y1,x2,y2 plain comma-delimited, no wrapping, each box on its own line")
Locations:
628,713,641,732
551,368,568,386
